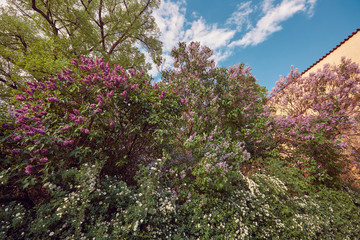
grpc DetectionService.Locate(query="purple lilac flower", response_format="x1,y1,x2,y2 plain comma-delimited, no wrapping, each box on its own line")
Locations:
120,91,127,98
131,84,138,90
159,91,166,100
107,90,114,98
47,97,59,102
61,125,71,131
15,94,26,101
71,59,78,65
40,157,48,163
26,131,35,136
1,123,12,129
25,165,33,175
14,135,23,141
62,140,74,146
75,116,84,124
11,149,21,154
81,128,90,134
69,114,76,120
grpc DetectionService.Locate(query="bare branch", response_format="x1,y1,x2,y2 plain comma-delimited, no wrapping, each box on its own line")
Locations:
0,77,17,89
31,0,58,36
99,0,106,51
108,0,151,55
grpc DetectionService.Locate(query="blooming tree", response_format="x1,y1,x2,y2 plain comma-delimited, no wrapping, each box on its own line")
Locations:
161,42,272,193
1,55,181,193
268,58,360,186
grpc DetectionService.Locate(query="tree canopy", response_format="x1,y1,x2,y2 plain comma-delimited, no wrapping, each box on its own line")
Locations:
0,0,162,93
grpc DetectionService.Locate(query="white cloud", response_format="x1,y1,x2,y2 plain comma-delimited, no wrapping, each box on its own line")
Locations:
147,0,317,76
153,0,187,52
262,0,275,12
226,1,253,32
151,0,236,75
230,0,317,47
184,18,236,50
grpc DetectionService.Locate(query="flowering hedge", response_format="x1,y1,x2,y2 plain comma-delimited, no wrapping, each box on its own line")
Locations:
268,58,360,187
1,55,182,194
1,42,360,239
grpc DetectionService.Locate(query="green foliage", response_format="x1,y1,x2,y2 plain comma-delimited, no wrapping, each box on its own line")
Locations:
0,0,162,95
0,43,359,239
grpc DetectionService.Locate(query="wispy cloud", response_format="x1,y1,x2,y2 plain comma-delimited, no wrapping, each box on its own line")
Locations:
151,0,235,73
183,18,236,50
230,0,317,47
149,0,317,76
226,1,253,32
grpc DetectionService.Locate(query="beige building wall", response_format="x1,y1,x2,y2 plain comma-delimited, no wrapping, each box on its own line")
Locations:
302,29,360,76
271,29,360,186
303,29,360,186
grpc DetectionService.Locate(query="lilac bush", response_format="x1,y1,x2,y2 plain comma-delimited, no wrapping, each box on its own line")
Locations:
268,58,360,186
1,55,182,194
161,42,273,194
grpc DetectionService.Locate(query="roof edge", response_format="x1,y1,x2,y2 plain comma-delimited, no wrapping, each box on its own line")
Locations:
301,28,360,75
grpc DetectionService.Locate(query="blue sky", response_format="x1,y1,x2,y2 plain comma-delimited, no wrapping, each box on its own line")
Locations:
152,0,360,91
0,0,359,92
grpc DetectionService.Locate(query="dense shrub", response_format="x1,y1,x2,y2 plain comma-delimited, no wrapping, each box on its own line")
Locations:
1,43,360,239
268,58,360,187
0,55,182,204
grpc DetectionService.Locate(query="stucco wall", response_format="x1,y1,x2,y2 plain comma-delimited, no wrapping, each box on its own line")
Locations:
303,29,360,76
271,29,360,185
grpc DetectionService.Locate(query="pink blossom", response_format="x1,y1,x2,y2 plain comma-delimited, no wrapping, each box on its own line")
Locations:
15,94,26,101
14,135,23,141
73,109,80,115
41,148,48,154
96,94,103,102
62,140,74,146
90,104,96,108
109,121,114,127
26,131,35,136
61,125,71,131
71,58,78,65
33,149,40,154
120,91,127,98
95,108,102,113
159,91,166,100
25,165,33,175
47,97,59,102
75,116,84,124
131,84,139,90
107,90,114,98
81,128,90,134
11,149,21,154
180,98,186,103
40,157,48,163
69,114,76,120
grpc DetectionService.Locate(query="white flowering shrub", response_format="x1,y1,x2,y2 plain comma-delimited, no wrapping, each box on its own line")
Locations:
1,158,360,239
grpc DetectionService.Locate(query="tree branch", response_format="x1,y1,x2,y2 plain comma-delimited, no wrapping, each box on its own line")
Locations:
31,0,58,36
0,77,17,89
108,0,151,55
99,0,106,51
